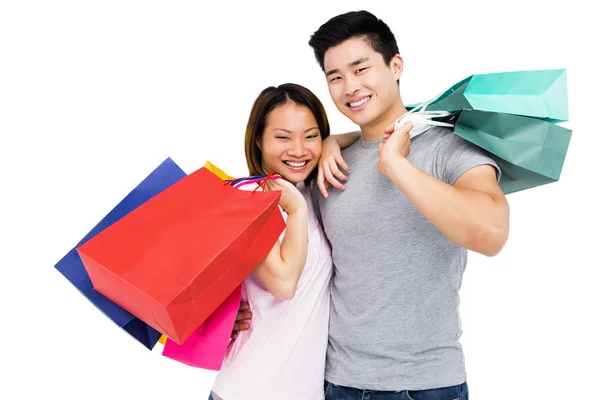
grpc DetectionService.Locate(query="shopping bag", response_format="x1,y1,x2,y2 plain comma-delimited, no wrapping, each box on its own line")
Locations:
76,167,286,345
408,69,568,122
157,161,237,347
162,285,242,369
451,110,572,194
204,160,235,180
161,162,243,369
54,157,187,349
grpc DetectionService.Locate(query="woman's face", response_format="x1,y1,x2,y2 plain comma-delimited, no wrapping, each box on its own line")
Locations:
259,102,323,184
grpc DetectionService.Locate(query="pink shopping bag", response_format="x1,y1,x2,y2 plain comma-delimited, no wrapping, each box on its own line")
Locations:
162,284,242,370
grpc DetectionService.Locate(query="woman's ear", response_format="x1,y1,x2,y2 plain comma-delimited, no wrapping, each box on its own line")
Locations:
256,138,262,151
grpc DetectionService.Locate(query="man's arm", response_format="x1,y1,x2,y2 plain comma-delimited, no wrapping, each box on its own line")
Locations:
332,131,361,149
317,131,361,197
379,122,509,257
383,159,509,256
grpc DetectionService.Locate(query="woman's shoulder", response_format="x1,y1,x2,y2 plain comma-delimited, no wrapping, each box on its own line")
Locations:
297,182,324,233
234,181,261,192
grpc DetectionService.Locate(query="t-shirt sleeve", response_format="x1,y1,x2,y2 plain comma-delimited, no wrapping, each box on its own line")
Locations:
432,131,501,185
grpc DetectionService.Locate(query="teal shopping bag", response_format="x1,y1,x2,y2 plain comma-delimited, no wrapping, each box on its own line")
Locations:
450,110,572,194
409,69,568,122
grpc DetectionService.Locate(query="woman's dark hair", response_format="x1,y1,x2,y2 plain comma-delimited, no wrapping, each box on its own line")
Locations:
244,83,330,185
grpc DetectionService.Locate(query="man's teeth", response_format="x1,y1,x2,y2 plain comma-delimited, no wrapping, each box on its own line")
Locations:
285,161,307,167
349,96,370,108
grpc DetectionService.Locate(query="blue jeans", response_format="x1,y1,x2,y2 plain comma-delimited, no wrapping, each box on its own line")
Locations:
324,381,468,400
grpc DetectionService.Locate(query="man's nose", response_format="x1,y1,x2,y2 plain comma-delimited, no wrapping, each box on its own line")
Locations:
344,75,361,97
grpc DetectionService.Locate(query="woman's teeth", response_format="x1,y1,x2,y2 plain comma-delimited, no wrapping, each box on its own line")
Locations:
285,161,308,167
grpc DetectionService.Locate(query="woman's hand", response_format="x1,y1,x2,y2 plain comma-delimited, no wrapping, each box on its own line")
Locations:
266,178,307,215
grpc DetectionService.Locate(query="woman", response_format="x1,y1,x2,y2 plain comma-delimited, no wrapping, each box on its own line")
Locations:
209,84,358,400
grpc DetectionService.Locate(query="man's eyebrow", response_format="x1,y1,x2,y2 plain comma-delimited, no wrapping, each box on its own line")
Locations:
325,57,370,77
349,57,370,68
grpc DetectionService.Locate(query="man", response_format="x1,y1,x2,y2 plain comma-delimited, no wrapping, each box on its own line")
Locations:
306,10,509,399
234,10,509,399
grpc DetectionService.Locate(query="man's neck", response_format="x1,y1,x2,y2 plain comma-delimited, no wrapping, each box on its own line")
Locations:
360,100,408,142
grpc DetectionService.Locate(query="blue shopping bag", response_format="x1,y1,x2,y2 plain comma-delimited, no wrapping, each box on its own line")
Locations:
54,157,187,349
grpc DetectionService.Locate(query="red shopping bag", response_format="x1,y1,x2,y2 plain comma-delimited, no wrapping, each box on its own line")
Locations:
76,167,285,345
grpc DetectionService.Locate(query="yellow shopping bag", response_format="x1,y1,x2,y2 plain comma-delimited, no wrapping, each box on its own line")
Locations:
204,161,235,181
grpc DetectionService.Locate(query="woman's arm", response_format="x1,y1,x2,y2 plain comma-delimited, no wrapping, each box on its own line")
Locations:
253,179,309,300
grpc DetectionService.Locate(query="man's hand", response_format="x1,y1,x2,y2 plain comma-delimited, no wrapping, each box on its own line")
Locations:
378,121,413,175
231,301,252,340
317,135,350,198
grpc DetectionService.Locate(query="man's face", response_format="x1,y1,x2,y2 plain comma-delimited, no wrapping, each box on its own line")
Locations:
323,37,402,128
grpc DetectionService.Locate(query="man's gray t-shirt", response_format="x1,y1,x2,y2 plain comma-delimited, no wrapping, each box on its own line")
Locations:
315,126,500,391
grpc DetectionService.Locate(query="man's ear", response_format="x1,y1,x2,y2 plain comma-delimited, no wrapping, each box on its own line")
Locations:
391,54,404,81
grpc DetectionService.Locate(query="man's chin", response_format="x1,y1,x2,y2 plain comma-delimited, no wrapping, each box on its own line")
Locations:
343,110,374,127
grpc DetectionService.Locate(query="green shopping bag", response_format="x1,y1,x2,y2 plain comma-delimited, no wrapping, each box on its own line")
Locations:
450,110,572,194
408,69,568,123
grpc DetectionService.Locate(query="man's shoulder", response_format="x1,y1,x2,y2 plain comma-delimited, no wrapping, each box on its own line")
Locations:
419,125,454,143
340,135,365,154
418,126,471,154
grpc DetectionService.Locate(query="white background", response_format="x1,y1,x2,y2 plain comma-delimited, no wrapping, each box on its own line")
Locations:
1,1,598,399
